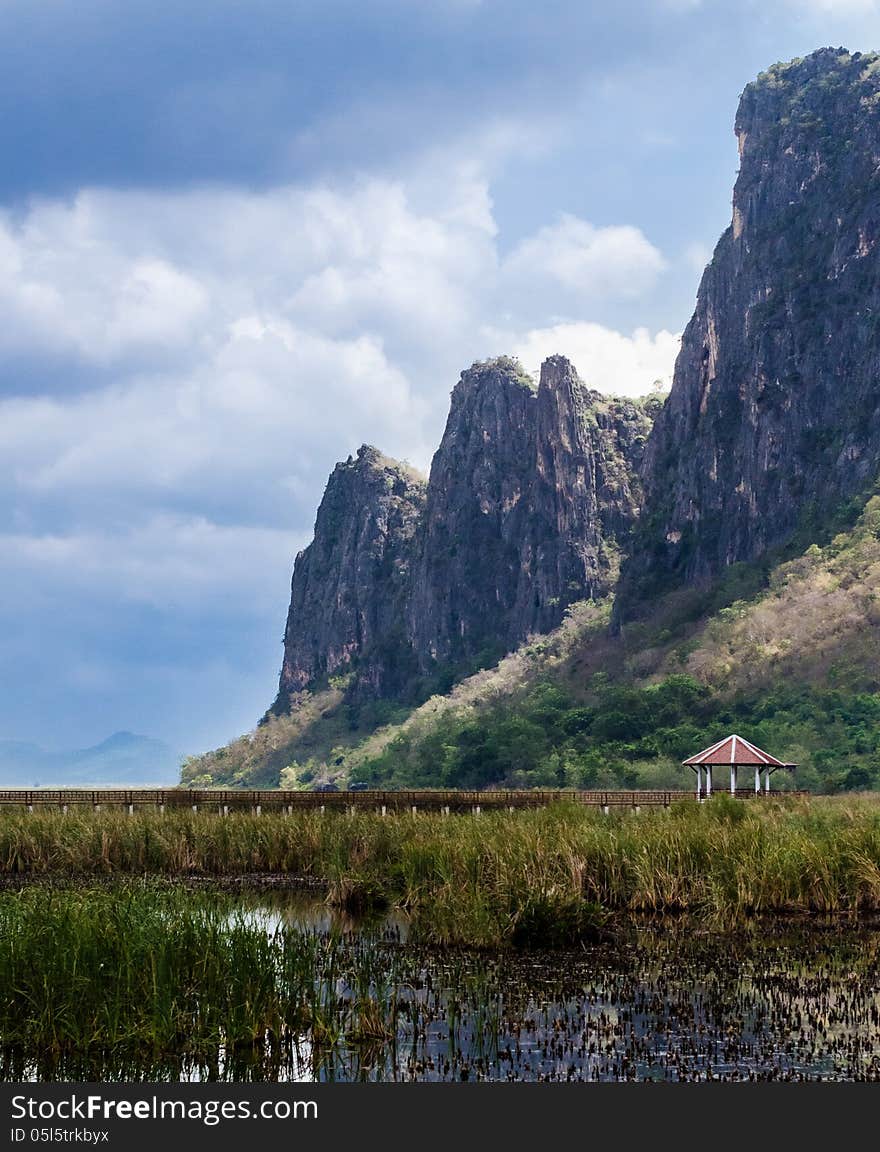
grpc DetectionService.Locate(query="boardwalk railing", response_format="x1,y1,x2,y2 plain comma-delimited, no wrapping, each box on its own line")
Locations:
0,788,810,812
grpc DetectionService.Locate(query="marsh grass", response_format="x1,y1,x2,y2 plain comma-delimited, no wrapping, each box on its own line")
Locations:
2,796,880,941
0,886,408,1064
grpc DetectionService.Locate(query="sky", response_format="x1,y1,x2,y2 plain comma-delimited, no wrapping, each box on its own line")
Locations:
1,0,878,759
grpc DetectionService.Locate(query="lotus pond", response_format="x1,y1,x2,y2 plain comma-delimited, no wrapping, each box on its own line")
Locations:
1,885,878,1083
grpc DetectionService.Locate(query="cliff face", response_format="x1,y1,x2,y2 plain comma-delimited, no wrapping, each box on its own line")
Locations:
275,356,655,707
408,357,540,668
410,356,654,666
276,446,426,703
522,356,656,637
619,48,880,610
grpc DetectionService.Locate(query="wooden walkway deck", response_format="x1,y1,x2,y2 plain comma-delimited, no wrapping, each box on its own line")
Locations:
0,788,808,812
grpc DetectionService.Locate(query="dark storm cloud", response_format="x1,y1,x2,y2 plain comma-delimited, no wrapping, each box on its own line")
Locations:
0,0,663,201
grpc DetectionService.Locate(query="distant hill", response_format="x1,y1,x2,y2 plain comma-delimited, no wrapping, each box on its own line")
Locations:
0,731,180,787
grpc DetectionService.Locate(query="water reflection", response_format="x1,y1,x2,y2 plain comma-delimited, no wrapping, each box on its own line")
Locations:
230,890,411,942
4,894,880,1083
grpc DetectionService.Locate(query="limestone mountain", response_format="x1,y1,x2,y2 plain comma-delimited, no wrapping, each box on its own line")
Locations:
186,47,880,794
272,355,655,716
618,48,880,615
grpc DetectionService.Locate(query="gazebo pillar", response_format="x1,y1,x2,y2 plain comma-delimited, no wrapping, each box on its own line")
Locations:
683,737,794,803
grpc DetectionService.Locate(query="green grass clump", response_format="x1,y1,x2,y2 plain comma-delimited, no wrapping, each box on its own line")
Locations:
0,885,405,1071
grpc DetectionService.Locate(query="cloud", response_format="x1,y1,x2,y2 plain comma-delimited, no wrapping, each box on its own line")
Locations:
500,321,681,396
0,179,669,514
0,205,208,363
0,178,502,370
502,214,666,308
658,0,879,11
0,166,677,751
793,0,878,10
0,324,421,514
0,516,299,610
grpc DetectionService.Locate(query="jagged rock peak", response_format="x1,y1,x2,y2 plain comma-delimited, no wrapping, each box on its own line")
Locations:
539,353,590,394
453,355,537,397
342,443,426,483
410,352,654,669
274,352,661,708
617,46,880,615
274,444,426,705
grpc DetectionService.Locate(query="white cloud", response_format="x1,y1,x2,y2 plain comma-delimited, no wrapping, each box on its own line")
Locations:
502,214,666,306
793,0,878,10
0,180,671,515
501,321,681,396
0,206,209,362
0,180,497,369
0,323,421,501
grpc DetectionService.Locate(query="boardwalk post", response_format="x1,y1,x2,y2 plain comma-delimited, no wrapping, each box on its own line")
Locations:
381,805,387,816
764,768,771,794
62,804,68,815
223,805,229,817
127,804,133,816
191,803,197,813
159,804,165,814
730,765,737,795
444,805,450,816
706,766,712,797
755,766,761,794
695,766,702,801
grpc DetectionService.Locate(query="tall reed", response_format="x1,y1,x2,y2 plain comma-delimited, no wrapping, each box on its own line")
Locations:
0,886,407,1063
2,796,880,940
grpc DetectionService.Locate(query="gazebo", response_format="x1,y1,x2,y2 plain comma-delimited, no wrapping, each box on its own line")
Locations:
683,734,797,798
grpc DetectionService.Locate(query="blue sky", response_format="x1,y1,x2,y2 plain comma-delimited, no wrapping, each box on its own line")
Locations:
1,0,878,759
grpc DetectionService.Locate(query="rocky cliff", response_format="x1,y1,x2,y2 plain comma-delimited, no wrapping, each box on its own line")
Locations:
275,446,426,704
274,356,655,709
410,355,655,668
618,48,880,612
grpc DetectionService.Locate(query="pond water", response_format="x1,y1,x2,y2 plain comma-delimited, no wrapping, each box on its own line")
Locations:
5,892,880,1083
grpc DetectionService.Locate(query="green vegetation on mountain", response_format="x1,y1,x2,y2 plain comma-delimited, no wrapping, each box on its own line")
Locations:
184,492,880,793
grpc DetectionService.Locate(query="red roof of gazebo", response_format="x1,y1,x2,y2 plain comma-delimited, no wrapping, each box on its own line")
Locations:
682,734,794,768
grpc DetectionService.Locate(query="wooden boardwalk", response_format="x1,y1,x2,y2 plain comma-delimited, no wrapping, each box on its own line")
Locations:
0,788,808,813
